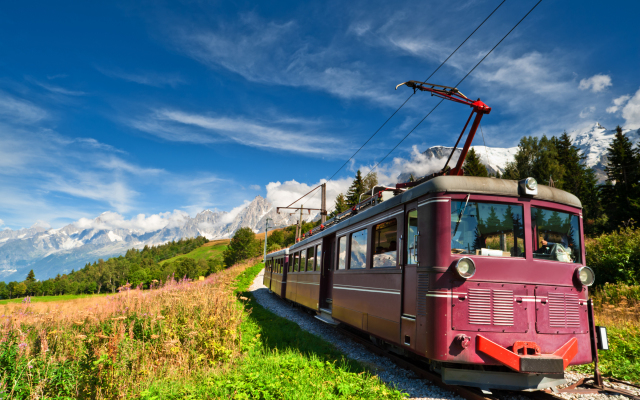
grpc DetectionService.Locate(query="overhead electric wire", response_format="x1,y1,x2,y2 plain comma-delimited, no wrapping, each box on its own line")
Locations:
365,0,542,177
325,0,506,184
295,1,507,209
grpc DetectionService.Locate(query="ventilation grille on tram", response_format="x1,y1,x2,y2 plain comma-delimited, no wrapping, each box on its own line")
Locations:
417,273,429,316
468,288,514,326
548,292,581,328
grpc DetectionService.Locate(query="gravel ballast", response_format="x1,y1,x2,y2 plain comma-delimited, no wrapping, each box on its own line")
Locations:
248,269,638,400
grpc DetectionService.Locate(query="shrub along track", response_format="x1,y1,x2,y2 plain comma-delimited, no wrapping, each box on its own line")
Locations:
249,268,640,400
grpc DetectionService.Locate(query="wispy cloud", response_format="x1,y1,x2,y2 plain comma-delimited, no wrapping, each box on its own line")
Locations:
0,92,48,123
170,14,401,106
29,79,86,96
97,67,186,87
130,108,347,156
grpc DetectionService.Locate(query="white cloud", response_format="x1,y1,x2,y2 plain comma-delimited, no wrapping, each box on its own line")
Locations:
249,184,260,190
579,106,596,118
73,210,190,232
579,74,612,93
170,15,400,106
606,94,631,113
97,67,186,87
30,79,85,96
0,92,47,123
32,220,51,229
131,109,347,156
0,219,4,226
621,88,640,129
266,178,351,215
219,201,250,224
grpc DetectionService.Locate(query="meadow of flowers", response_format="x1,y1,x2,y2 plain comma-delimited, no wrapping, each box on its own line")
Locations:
0,259,258,399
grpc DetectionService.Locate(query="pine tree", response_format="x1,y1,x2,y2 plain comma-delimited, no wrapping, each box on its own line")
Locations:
332,193,349,216
464,148,488,177
554,132,583,192
345,170,365,207
603,126,639,228
25,269,36,283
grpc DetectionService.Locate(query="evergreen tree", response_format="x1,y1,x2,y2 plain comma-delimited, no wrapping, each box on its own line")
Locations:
332,193,349,216
25,269,36,283
553,132,603,234
464,148,488,177
345,170,366,207
501,135,563,185
603,126,640,228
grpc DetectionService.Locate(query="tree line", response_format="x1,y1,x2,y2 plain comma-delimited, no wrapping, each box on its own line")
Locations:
464,127,638,235
0,237,214,299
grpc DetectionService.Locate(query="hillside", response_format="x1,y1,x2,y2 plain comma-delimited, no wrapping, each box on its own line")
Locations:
158,242,227,266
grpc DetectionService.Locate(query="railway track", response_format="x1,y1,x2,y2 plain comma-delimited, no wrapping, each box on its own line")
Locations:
336,325,639,400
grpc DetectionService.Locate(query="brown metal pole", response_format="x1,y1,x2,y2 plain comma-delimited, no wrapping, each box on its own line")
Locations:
298,206,303,240
321,183,327,224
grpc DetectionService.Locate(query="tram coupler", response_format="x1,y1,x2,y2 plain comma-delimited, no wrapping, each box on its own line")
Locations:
476,335,578,373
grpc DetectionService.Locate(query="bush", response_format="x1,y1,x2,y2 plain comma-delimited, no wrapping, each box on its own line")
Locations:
586,226,640,286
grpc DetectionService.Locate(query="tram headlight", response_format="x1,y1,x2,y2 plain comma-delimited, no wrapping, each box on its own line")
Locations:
576,266,595,286
455,257,476,279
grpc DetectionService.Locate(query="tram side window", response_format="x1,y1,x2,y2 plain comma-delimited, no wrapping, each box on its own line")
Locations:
407,210,418,264
531,208,582,263
374,219,397,268
291,252,297,272
338,236,347,270
300,249,307,272
307,247,315,271
350,229,368,269
450,201,525,258
315,244,322,271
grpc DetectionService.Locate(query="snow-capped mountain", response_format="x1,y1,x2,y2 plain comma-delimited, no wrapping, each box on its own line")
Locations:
0,196,312,282
398,123,640,182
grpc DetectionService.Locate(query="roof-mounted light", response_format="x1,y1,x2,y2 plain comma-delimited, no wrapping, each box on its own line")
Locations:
519,177,538,196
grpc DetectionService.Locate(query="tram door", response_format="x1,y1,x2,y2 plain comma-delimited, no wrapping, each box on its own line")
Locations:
400,201,419,349
320,234,336,310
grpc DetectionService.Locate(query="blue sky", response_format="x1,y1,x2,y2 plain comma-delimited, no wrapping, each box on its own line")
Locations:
1,0,639,231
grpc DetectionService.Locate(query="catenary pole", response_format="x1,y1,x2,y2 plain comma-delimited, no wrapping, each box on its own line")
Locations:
263,217,272,263
263,218,272,263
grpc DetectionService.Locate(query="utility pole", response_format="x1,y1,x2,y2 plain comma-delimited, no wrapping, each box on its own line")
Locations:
321,183,327,224
263,217,272,263
298,206,303,241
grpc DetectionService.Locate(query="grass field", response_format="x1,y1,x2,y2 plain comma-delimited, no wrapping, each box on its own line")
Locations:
142,262,405,399
0,292,108,305
159,242,227,265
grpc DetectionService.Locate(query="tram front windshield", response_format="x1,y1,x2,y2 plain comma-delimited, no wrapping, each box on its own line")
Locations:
531,207,581,263
451,201,525,257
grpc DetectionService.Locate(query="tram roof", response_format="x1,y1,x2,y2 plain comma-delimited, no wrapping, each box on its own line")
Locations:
290,176,581,251
266,248,289,258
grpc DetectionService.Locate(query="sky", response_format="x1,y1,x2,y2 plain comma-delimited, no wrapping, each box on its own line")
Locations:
0,0,639,232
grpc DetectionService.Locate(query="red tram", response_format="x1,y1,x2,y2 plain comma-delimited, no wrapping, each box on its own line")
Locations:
264,175,603,391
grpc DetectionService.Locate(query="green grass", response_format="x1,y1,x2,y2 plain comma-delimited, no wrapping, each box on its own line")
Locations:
142,262,406,399
0,292,109,305
159,242,228,265
569,324,640,383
